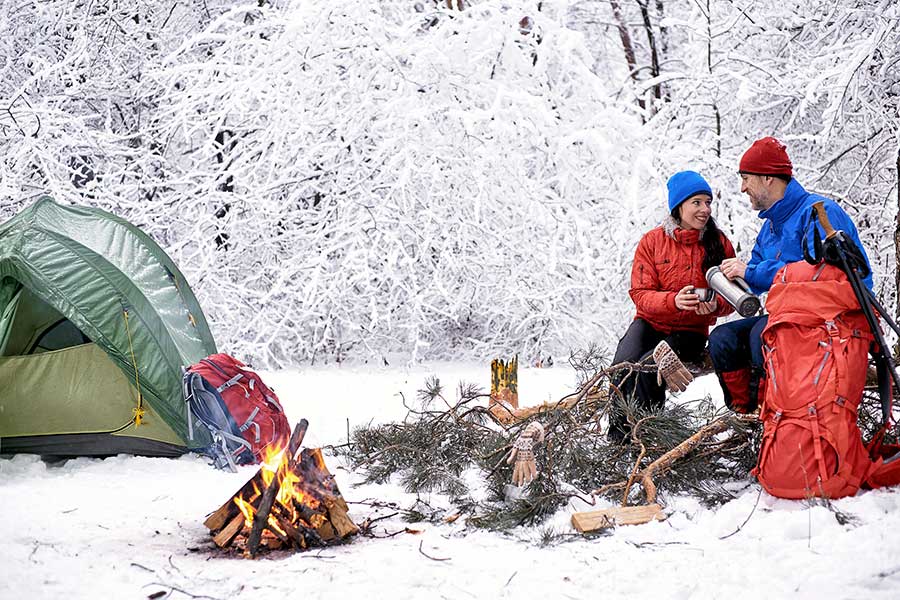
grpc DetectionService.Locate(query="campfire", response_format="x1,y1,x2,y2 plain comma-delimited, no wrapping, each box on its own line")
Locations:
204,419,358,557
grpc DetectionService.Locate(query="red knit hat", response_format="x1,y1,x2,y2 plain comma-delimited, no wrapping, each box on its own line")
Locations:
739,137,793,176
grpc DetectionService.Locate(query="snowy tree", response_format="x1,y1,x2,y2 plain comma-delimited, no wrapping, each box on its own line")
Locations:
1,0,898,365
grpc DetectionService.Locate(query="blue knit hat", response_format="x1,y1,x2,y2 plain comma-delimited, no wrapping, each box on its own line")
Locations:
667,171,712,212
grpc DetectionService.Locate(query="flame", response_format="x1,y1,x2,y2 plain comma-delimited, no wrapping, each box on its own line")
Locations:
232,445,324,531
260,445,286,488
234,494,256,528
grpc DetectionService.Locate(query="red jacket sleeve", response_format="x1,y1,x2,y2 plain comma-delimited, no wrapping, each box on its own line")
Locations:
629,232,678,318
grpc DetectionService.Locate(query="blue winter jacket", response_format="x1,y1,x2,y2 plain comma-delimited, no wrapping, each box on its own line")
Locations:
744,178,873,294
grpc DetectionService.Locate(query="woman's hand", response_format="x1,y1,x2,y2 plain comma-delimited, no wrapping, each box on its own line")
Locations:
695,297,718,315
674,285,699,311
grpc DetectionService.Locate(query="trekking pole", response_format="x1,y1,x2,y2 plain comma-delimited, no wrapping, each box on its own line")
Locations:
863,288,900,339
812,202,900,424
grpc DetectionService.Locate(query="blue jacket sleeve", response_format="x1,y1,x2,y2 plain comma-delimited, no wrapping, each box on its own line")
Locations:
743,236,780,295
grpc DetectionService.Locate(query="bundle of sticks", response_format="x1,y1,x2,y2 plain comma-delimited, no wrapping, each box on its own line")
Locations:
203,419,358,557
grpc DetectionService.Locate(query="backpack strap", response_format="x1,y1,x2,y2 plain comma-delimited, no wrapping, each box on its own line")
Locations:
217,373,246,394
201,359,251,397
182,370,254,470
238,407,262,443
806,404,830,485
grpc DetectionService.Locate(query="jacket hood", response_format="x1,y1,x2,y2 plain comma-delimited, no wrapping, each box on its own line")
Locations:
662,215,704,244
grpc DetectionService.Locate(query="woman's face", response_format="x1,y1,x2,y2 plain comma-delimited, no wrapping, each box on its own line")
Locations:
678,194,713,230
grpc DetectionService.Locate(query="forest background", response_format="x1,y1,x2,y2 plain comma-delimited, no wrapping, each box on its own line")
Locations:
1,0,897,368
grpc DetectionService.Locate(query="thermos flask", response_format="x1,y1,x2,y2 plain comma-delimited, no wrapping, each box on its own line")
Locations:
705,266,762,317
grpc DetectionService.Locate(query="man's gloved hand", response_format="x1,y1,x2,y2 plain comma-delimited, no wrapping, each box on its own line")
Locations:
652,341,693,392
506,421,545,487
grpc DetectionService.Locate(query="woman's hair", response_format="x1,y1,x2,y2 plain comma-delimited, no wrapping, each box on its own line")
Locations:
670,206,726,273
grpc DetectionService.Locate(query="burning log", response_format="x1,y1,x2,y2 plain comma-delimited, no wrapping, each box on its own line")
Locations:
246,419,310,555
204,419,358,557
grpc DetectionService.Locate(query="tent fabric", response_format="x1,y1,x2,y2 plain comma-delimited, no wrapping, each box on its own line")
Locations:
0,433,188,458
0,197,217,454
0,343,183,445
1,285,89,356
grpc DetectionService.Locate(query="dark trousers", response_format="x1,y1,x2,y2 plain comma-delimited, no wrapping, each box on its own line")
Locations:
707,316,768,412
609,319,707,439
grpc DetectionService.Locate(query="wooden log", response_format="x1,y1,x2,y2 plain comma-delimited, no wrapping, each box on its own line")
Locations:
323,495,359,538
204,471,264,531
492,369,609,424
247,419,309,557
208,416,313,532
299,447,358,538
490,357,519,410
213,513,245,548
575,417,738,534
571,503,665,533
261,536,283,550
265,520,291,546
285,418,311,465
492,395,580,423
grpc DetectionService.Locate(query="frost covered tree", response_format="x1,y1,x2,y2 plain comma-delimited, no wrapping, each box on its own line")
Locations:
1,0,898,366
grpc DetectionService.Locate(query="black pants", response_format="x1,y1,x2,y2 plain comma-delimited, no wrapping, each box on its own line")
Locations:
609,318,707,439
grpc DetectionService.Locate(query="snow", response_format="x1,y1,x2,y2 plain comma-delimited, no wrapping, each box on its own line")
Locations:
5,364,900,600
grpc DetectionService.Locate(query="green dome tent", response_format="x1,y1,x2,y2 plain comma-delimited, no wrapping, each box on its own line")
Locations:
0,197,217,457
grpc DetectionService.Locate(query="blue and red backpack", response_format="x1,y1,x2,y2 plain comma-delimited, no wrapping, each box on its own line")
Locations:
182,354,290,470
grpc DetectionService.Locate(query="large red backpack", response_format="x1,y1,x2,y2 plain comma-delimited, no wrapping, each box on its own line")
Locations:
754,261,876,499
183,354,290,470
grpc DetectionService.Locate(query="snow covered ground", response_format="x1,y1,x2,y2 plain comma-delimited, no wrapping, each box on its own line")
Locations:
4,362,900,600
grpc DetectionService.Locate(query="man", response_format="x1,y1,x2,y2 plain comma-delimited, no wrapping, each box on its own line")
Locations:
708,136,873,413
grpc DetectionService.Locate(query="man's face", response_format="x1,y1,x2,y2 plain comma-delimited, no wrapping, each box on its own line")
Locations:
740,174,776,211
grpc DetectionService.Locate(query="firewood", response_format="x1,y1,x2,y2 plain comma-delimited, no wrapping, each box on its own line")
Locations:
261,536,283,550
571,503,665,533
272,501,321,548
265,522,291,546
316,521,337,541
490,357,519,409
213,513,245,548
206,418,359,556
323,494,359,537
285,418,311,464
204,471,264,531
247,420,309,557
299,447,358,538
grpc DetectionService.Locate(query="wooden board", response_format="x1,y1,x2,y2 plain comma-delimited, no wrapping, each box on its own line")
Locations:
571,503,665,533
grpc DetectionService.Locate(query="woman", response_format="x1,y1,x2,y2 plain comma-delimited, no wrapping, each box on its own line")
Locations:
609,170,736,442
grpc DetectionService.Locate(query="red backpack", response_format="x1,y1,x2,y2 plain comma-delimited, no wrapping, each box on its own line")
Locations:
183,354,290,470
754,261,877,499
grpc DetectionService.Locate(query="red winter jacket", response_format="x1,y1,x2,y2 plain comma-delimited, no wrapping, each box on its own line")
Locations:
629,222,736,336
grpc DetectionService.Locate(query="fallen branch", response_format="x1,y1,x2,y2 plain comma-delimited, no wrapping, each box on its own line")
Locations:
622,416,732,505
572,416,737,533
418,540,451,562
